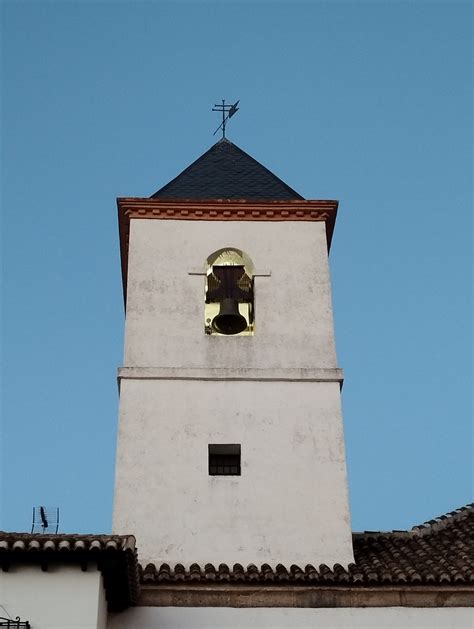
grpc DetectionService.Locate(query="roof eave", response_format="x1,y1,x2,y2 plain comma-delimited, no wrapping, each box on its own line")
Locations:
0,533,139,612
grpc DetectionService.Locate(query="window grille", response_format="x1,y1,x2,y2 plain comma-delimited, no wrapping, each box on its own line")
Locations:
208,444,241,476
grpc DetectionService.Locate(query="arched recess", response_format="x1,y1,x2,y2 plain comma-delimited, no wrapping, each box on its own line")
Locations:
204,247,255,336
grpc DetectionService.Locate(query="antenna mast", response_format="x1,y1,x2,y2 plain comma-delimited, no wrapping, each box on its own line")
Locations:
31,505,60,534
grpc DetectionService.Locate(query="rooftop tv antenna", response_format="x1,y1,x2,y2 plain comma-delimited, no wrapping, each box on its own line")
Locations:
31,505,60,534
212,99,239,139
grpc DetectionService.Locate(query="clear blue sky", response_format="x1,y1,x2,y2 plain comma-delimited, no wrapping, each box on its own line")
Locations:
1,2,472,535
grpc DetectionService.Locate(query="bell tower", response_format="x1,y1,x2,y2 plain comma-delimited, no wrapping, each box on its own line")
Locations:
113,138,354,568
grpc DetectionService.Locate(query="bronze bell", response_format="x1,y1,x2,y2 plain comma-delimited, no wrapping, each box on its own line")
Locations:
212,298,248,335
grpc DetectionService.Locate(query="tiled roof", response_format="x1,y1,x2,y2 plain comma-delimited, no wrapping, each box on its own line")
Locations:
0,533,139,612
1,505,472,611
0,532,136,554
141,504,474,587
151,138,304,201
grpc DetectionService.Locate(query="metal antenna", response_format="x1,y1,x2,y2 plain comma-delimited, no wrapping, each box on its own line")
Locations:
212,99,239,139
31,505,60,534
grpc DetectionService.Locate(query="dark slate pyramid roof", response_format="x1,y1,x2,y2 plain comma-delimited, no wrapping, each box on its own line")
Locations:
151,138,304,200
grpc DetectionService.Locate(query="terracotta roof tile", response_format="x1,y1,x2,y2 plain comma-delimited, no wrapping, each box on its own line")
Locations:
139,504,474,587
1,504,472,609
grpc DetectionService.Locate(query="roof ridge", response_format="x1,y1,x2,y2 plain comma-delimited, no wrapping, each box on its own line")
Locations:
352,503,474,539
216,139,304,199
0,531,137,546
411,503,474,535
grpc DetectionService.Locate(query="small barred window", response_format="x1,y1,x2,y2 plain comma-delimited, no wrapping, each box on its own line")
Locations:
208,444,241,476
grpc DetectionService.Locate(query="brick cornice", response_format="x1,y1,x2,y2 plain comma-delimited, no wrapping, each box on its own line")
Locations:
118,197,337,219
117,198,338,305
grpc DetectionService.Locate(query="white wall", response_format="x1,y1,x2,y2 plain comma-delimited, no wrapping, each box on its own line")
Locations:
0,565,106,629
123,220,338,370
113,379,353,567
107,606,473,629
114,216,353,567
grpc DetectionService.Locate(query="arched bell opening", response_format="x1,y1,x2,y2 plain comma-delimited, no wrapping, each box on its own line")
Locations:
204,248,255,336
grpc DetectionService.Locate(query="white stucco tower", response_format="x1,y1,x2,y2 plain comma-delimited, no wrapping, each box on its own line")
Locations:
113,139,354,568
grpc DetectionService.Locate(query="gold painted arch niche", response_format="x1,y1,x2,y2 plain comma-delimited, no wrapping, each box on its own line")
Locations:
204,247,254,336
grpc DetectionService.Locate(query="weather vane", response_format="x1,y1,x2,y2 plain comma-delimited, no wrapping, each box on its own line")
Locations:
212,99,240,139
